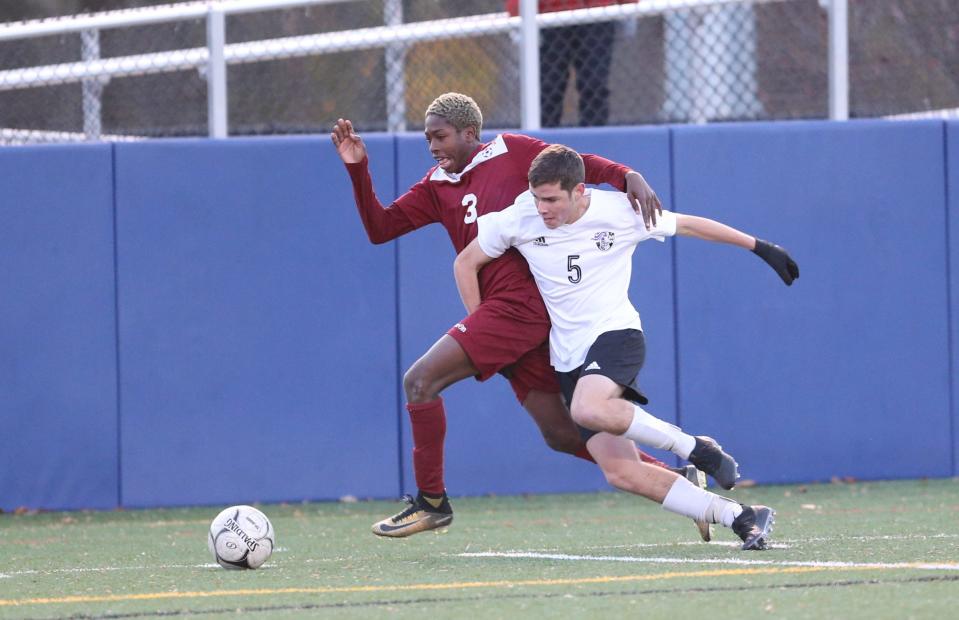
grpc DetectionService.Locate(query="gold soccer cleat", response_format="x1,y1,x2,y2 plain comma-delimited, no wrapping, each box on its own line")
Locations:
372,492,453,538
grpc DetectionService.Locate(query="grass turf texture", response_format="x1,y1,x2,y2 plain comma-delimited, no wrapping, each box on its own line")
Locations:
1,479,957,619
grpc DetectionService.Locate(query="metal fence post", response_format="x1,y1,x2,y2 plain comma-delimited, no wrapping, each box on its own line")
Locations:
385,0,406,132
80,28,103,141
519,0,540,130
826,0,849,120
206,6,228,138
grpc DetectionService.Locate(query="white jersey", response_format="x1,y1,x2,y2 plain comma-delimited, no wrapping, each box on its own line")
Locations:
477,188,677,372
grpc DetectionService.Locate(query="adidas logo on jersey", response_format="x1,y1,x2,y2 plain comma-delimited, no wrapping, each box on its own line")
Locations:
533,236,548,246
585,361,601,371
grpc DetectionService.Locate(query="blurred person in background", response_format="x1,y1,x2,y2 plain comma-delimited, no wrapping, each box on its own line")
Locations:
507,0,636,127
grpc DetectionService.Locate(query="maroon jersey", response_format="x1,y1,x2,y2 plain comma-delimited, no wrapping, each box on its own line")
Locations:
345,132,630,298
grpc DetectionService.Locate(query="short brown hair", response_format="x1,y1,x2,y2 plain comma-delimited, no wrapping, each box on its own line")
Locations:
528,144,585,193
425,92,483,137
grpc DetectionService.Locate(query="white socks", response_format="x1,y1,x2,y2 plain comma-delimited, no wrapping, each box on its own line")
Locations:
711,498,744,528
623,405,696,459
661,478,743,527
661,476,711,520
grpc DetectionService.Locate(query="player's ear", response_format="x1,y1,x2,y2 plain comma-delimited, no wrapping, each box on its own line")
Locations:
463,125,477,142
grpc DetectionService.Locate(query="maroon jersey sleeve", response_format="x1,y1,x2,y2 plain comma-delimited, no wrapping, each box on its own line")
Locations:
582,152,631,191
502,133,630,191
344,158,438,244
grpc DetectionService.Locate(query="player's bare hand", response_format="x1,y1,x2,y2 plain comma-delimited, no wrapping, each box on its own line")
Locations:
625,170,662,230
330,118,367,164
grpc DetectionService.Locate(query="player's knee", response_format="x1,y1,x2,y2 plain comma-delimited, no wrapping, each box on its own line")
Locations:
539,426,581,454
569,401,604,432
403,366,438,403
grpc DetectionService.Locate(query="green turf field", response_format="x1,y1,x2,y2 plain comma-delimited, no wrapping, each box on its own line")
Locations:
2,479,957,619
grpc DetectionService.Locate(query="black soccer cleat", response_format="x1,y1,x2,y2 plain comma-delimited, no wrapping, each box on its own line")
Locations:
732,504,775,550
688,436,740,490
372,492,453,538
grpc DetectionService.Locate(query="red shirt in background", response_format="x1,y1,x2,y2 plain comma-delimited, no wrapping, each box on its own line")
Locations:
506,0,633,16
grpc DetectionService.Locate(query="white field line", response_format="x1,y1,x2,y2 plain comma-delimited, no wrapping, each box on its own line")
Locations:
0,547,295,579
459,551,959,572
0,555,365,580
4,533,956,580
487,533,959,554
0,563,220,578
770,533,959,545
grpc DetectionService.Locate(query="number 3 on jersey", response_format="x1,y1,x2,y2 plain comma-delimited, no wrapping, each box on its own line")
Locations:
462,193,478,224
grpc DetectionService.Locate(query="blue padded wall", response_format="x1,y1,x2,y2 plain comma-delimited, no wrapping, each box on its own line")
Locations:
393,127,674,496
4,119,957,512
0,145,119,510
948,121,959,476
114,137,400,507
672,120,951,483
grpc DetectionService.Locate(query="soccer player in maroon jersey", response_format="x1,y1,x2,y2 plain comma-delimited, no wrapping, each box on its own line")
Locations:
332,92,705,538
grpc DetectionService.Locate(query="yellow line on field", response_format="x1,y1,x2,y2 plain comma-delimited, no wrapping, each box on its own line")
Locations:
0,565,878,607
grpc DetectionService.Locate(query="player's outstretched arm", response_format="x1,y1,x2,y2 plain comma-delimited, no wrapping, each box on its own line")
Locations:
454,239,496,314
330,118,367,164
675,213,799,286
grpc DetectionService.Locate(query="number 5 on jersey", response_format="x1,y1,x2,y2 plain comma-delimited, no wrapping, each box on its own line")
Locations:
462,193,478,224
567,255,581,284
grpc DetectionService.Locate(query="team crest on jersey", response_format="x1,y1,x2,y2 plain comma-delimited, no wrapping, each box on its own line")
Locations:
592,231,615,251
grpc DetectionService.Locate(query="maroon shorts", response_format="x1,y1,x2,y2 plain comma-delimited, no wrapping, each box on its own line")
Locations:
446,295,561,403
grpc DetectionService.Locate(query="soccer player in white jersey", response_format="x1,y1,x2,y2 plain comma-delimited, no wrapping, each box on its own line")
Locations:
454,145,799,550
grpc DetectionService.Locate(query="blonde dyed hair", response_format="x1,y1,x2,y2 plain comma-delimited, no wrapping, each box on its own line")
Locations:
425,92,483,138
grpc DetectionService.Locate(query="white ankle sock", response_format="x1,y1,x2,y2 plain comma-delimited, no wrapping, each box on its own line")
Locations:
661,478,712,521
624,405,696,459
662,478,742,527
716,500,744,528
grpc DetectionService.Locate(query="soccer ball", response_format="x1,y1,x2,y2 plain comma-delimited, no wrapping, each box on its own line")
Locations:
208,505,274,569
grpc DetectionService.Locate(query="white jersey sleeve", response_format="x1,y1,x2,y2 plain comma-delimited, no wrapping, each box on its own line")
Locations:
636,208,677,241
476,190,536,258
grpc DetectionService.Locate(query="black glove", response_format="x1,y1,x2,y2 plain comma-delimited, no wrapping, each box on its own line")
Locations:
752,239,799,286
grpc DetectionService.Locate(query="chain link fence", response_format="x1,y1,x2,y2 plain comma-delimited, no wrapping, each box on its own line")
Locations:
0,0,957,144
851,0,959,119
